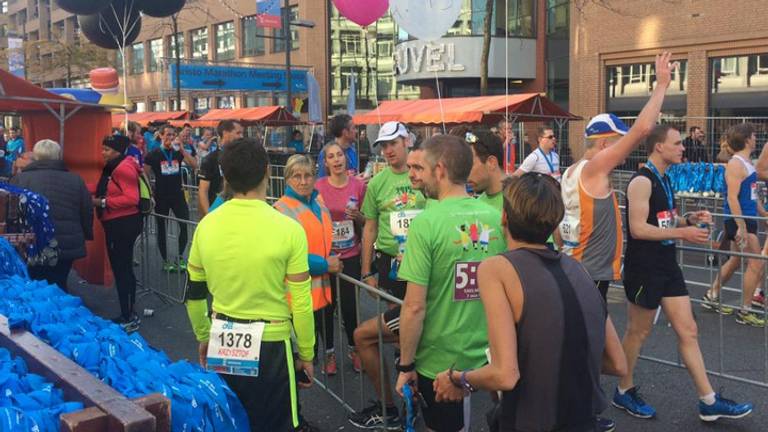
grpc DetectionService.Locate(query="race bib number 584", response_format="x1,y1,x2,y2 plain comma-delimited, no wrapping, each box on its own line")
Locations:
454,262,480,301
206,319,265,376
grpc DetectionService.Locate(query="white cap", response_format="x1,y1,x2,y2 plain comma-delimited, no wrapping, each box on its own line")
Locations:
374,121,409,146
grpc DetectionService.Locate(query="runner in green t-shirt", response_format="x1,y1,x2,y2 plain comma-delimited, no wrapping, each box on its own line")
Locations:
395,135,506,432
465,130,505,212
361,122,426,301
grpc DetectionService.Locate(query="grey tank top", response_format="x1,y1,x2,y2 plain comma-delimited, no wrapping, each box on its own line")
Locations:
498,248,608,432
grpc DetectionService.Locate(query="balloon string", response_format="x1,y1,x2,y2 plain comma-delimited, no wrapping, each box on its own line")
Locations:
435,69,446,134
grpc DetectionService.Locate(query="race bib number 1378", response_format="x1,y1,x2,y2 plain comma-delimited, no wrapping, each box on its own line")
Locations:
206,319,265,377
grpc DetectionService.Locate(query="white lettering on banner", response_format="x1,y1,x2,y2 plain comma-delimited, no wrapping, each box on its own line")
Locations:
396,43,466,75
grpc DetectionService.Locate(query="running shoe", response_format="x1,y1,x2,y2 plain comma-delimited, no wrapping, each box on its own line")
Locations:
699,393,753,422
752,291,766,309
612,387,656,419
735,310,765,327
701,293,734,315
348,401,401,430
162,261,178,273
324,352,337,376
348,350,362,373
112,314,140,334
597,416,615,432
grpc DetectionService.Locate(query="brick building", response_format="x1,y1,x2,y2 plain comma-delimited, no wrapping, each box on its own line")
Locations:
570,0,768,157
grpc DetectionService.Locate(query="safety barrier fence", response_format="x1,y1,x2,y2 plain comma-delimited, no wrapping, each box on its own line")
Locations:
133,200,768,429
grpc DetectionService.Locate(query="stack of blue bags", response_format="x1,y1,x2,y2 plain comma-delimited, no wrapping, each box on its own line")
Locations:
0,347,83,431
667,162,726,197
0,238,251,431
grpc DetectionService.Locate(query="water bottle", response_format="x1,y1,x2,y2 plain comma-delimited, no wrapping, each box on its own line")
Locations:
346,196,358,211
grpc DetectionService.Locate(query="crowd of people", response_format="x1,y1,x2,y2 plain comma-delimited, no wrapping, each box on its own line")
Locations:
2,51,766,432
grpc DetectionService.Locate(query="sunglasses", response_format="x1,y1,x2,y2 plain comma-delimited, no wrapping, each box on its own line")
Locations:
542,135,556,140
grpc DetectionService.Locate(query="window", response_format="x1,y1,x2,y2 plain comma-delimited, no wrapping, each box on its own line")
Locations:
340,66,360,92
608,60,688,98
130,42,144,75
340,30,362,56
115,50,124,74
217,96,235,109
711,54,768,93
215,21,235,61
191,27,208,60
546,0,568,35
169,32,185,59
153,100,167,111
1,1,7,14
148,38,163,72
242,16,265,56
273,6,299,53
376,33,393,57
194,97,210,113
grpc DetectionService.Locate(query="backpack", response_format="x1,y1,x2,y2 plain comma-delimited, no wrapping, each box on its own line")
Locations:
138,174,155,215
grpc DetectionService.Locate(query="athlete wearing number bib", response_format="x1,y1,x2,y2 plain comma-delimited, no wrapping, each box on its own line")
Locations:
723,154,759,239
623,164,687,309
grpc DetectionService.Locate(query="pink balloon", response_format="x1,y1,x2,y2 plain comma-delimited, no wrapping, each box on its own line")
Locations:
332,0,389,27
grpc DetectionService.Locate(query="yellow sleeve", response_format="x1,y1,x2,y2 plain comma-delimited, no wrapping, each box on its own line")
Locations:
187,227,206,282
287,277,315,361
185,299,211,342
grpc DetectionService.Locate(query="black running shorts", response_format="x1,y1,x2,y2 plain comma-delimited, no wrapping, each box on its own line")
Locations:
623,264,688,310
724,218,758,241
382,305,401,335
417,373,464,432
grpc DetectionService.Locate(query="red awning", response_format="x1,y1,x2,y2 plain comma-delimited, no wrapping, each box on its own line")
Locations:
353,94,580,125
171,106,300,128
112,111,190,128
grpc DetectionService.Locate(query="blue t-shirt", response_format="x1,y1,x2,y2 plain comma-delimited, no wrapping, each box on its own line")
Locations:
5,138,23,165
126,144,144,167
317,143,358,177
289,139,305,154
144,132,160,152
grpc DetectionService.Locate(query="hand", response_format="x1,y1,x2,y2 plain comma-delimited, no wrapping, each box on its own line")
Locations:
433,370,466,402
688,210,712,225
680,226,710,244
91,197,102,207
198,341,209,368
295,359,314,389
396,371,418,397
327,255,344,274
654,51,679,89
735,225,747,248
345,207,364,223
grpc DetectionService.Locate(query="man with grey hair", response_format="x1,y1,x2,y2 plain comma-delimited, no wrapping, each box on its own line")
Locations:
11,139,93,291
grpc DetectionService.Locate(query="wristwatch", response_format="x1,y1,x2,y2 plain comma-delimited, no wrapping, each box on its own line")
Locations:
395,362,415,373
101,198,107,209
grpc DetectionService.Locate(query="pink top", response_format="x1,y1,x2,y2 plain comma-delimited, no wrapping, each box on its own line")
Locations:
316,176,367,259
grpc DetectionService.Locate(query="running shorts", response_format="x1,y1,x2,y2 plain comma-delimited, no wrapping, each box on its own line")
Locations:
382,305,401,335
417,373,465,432
724,219,758,241
623,264,688,310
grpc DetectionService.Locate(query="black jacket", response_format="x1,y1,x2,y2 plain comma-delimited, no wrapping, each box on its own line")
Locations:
11,159,94,260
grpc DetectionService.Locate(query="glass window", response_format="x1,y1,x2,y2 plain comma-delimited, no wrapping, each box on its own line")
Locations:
148,38,163,72
130,42,144,75
1,1,7,14
446,0,535,38
153,100,167,111
215,21,235,61
608,60,688,98
711,54,768,93
169,32,185,59
546,0,569,35
273,6,299,53
340,30,362,56
191,27,208,60
242,16,265,57
217,96,235,109
194,97,210,113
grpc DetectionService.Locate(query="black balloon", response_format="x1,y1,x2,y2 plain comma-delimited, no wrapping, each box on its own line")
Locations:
137,0,186,18
78,0,142,50
55,0,113,15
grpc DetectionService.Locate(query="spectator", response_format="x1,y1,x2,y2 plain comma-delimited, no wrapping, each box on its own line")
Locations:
123,121,144,167
144,126,161,152
5,127,24,176
318,114,359,177
94,135,143,332
197,127,218,159
433,173,627,431
197,120,244,216
289,130,305,154
683,126,709,162
515,126,561,181
0,125,7,177
498,119,516,174
10,139,93,292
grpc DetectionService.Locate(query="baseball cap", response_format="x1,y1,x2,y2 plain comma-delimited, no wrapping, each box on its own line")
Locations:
374,121,409,146
585,113,629,139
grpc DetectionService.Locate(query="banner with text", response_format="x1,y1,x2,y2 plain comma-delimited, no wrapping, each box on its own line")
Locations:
169,63,307,93
256,0,282,28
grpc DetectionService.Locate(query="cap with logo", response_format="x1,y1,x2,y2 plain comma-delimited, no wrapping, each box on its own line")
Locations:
584,113,629,139
374,121,409,146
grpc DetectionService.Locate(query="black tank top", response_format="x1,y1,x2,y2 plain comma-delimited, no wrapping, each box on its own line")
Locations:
498,248,607,432
625,166,676,269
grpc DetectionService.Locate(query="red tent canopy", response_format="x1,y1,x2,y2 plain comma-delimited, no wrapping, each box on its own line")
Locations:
353,94,579,125
111,111,190,128
170,106,299,128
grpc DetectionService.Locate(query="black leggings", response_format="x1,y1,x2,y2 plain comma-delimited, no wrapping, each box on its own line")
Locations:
103,214,143,319
155,193,190,261
315,256,361,352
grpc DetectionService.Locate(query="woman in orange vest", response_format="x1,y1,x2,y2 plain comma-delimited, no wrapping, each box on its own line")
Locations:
274,154,342,375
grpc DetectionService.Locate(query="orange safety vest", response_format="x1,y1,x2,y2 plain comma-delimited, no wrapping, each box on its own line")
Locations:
274,194,333,311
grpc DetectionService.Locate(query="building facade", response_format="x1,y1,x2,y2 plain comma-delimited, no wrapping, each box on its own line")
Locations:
570,0,768,155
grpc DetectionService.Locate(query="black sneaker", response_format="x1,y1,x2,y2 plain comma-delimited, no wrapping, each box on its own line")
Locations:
597,416,615,432
294,419,320,432
348,400,401,430
112,314,140,333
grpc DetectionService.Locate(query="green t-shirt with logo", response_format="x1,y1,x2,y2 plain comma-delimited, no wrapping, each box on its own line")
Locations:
398,196,506,379
477,191,504,213
362,168,426,257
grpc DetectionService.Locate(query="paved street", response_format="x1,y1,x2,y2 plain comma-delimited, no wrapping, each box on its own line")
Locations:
66,251,768,432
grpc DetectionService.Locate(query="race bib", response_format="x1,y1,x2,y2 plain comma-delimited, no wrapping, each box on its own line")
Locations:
389,210,421,237
206,318,265,376
454,261,480,301
332,220,355,250
751,183,758,201
559,216,579,247
657,209,677,230
160,160,180,175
